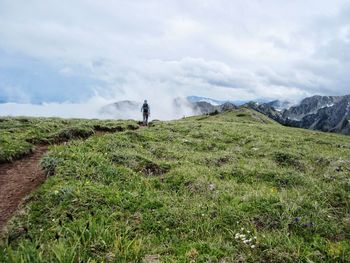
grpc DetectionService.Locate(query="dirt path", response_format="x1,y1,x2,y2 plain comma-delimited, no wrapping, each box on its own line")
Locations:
0,145,48,231
0,125,144,232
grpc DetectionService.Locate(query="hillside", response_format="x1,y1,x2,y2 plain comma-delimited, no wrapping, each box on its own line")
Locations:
1,109,350,262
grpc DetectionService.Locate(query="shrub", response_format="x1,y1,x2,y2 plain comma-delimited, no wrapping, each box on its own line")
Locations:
273,151,305,170
41,156,64,176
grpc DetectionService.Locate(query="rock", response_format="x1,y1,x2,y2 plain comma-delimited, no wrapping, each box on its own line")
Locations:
208,183,216,191
143,254,161,263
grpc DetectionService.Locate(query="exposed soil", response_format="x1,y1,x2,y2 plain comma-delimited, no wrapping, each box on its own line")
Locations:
0,145,48,231
0,124,143,232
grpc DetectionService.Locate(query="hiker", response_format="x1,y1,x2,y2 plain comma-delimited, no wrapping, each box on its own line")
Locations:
141,100,150,126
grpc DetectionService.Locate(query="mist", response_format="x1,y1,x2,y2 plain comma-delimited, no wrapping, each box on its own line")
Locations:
0,94,198,121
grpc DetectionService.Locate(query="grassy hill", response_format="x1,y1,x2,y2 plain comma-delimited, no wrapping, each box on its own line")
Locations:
1,109,350,262
0,117,139,163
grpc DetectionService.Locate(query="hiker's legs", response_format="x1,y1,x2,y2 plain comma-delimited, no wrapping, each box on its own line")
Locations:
145,114,148,126
143,113,148,125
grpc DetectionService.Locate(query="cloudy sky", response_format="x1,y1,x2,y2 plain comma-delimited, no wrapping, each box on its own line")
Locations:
0,0,349,118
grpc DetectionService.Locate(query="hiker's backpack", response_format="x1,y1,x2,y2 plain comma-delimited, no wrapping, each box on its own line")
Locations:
143,103,149,113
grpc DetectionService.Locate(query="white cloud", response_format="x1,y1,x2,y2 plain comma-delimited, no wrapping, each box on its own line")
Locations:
0,98,108,119
0,0,350,119
0,95,197,121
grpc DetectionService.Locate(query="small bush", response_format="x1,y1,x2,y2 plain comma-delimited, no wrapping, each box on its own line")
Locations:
41,156,64,176
273,151,304,170
139,160,171,176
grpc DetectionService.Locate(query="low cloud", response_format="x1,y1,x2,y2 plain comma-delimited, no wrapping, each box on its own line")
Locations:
0,97,109,119
0,95,198,121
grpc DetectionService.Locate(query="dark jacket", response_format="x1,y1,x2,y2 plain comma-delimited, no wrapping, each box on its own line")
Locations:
141,103,150,114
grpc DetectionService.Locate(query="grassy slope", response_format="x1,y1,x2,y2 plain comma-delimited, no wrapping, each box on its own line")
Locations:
0,117,139,163
1,109,350,262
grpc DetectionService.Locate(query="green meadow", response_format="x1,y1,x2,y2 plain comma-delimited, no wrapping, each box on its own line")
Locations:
1,108,350,262
0,117,138,163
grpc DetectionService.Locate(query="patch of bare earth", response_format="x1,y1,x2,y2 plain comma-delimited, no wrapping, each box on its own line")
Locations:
0,145,48,231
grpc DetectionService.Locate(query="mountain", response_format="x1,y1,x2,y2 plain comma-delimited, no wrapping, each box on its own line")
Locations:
265,100,293,111
282,95,343,120
245,101,286,123
101,100,140,112
192,101,236,113
99,100,144,120
286,95,350,134
187,96,252,106
247,95,350,135
173,97,237,114
187,96,223,106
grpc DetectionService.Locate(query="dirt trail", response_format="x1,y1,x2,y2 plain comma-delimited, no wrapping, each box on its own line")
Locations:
0,125,144,232
0,145,48,231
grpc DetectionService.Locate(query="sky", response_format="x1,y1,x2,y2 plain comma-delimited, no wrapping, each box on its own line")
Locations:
0,0,349,118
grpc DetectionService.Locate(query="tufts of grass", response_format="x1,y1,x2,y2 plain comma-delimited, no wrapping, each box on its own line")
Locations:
1,110,350,262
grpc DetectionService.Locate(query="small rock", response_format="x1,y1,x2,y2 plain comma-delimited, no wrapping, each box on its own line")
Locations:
143,254,161,263
208,183,216,191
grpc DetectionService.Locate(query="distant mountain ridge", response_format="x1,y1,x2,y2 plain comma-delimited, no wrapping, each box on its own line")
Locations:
282,95,343,120
248,95,350,135
187,96,223,106
187,96,259,106
100,100,140,115
265,100,294,111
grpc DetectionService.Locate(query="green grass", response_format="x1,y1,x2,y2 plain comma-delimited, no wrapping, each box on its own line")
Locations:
0,117,139,163
1,109,350,262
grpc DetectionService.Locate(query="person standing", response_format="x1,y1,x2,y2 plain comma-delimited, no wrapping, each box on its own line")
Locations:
141,100,150,126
